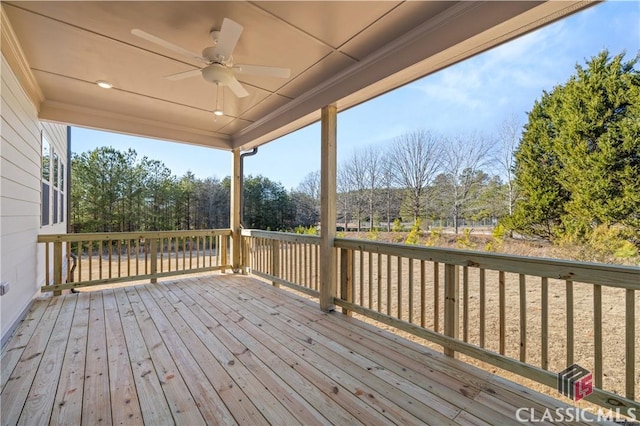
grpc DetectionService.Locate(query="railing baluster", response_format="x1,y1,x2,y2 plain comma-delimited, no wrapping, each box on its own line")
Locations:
45,242,50,287
359,250,364,306
520,274,527,362
150,237,158,284
127,240,131,278
78,241,83,283
159,238,164,274
305,243,309,287
420,260,426,328
117,239,121,278
409,258,414,324
66,241,71,283
99,240,104,279
386,254,391,316
463,266,469,342
434,262,440,333
368,252,373,309
479,268,485,348
626,288,635,400
272,239,280,287
594,284,603,388
541,276,549,370
377,253,382,312
499,270,506,355
566,279,574,367
88,241,93,280
396,256,402,320
108,240,113,279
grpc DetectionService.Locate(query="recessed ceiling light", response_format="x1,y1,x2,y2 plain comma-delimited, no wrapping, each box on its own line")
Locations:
96,80,113,89
213,109,224,116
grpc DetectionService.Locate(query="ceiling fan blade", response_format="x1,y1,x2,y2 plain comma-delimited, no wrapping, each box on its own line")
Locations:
213,18,243,61
227,76,250,98
165,69,202,81
233,64,291,79
131,29,208,63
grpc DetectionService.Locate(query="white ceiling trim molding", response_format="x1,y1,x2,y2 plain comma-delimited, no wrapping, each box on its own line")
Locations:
39,100,232,150
0,4,44,111
232,1,595,150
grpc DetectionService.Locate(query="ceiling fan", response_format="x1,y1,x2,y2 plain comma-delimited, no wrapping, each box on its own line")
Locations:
131,18,290,114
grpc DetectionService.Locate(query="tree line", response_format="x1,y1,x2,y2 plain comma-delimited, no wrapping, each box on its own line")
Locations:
70,134,511,235
70,148,317,233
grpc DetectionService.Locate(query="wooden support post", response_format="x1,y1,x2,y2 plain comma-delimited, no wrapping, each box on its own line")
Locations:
271,239,280,287
444,263,459,357
230,148,242,272
150,238,157,283
626,289,635,400
340,249,353,316
53,241,62,296
319,104,337,311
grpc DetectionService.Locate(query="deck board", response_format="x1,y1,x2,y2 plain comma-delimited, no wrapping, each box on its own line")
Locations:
1,274,614,425
50,292,90,425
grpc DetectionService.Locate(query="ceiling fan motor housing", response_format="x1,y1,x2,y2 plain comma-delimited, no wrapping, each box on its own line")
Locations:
202,45,228,63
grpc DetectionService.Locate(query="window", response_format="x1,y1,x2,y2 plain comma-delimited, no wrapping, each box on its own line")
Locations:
41,136,66,226
41,137,50,226
53,152,59,224
60,162,65,223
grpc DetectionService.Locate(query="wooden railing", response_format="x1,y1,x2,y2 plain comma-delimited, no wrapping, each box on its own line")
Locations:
241,230,639,415
38,229,231,293
241,229,320,297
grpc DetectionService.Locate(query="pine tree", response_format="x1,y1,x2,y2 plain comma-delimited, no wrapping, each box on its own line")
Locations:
510,51,640,244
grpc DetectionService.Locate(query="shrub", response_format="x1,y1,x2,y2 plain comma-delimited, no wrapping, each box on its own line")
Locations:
587,225,638,261
456,228,476,249
405,219,422,245
425,227,442,247
392,218,404,233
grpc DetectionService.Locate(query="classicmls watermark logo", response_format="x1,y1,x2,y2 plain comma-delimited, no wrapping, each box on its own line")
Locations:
557,364,593,401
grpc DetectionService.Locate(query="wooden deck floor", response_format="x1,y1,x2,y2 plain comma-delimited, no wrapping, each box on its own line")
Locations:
1,274,609,425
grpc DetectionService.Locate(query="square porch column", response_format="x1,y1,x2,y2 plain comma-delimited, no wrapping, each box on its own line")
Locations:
319,104,337,311
230,148,241,271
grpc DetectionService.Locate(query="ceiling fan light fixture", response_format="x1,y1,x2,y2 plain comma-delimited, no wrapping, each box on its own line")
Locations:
96,80,113,89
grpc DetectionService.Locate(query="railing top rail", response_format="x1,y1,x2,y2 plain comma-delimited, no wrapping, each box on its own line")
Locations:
241,229,320,244
334,237,640,289
38,229,232,243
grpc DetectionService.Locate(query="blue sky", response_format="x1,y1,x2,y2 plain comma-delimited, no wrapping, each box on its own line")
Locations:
72,1,640,190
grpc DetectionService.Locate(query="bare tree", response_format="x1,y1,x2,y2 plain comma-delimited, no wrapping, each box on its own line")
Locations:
389,130,442,222
363,146,382,230
495,115,522,216
337,167,352,231
297,170,320,201
442,133,495,234
340,150,368,231
380,155,396,231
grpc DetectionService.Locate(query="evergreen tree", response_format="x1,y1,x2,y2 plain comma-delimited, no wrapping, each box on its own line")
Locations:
510,51,640,243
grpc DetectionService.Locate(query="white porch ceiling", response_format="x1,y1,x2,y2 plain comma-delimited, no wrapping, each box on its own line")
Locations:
1,1,595,151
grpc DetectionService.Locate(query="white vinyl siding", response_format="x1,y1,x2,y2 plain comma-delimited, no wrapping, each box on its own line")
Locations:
1,53,67,342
